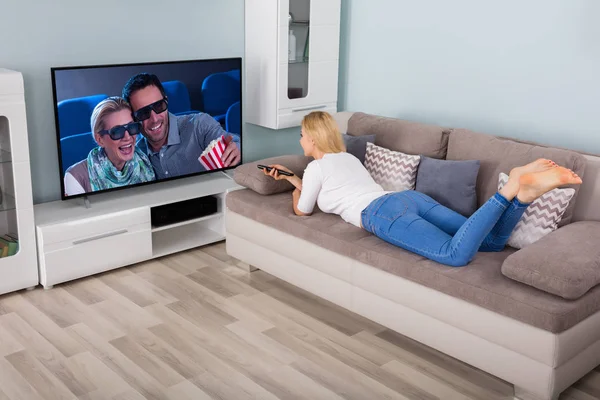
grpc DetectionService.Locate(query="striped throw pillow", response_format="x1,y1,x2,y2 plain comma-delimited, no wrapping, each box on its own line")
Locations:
498,172,575,249
364,142,421,192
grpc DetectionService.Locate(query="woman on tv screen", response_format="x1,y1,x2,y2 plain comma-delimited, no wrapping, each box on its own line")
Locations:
63,96,156,196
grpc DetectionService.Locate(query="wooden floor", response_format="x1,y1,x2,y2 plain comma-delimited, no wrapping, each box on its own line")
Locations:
0,242,598,400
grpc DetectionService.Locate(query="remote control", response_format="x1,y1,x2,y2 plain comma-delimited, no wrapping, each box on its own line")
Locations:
257,164,294,176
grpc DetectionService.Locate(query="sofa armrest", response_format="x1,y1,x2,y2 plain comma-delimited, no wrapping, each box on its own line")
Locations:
501,221,600,300
233,154,313,195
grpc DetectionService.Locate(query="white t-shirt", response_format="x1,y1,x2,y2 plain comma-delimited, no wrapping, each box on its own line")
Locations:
296,152,390,228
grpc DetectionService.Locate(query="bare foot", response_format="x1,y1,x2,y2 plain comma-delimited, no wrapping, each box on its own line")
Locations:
517,167,582,203
509,158,556,181
500,159,557,201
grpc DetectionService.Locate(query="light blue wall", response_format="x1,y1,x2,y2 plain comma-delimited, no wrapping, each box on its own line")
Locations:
0,0,302,204
9,0,593,204
339,0,600,155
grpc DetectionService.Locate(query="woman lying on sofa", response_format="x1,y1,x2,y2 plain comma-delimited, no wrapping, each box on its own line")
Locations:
262,111,582,267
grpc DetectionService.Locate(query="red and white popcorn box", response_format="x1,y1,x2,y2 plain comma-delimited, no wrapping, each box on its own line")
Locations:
199,136,226,170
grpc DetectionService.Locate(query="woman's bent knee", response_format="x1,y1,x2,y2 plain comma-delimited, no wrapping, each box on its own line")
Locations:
479,237,506,252
444,253,472,267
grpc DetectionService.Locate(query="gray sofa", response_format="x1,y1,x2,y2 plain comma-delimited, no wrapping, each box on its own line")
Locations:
225,111,600,400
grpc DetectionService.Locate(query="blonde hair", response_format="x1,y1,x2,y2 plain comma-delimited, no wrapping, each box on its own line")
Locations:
301,111,346,154
90,96,131,143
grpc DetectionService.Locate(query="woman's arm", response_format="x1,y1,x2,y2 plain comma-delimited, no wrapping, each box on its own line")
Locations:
287,175,303,191
265,163,321,217
292,188,309,216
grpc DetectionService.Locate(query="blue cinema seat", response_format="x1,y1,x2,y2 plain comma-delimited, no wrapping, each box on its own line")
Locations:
162,80,199,116
57,94,109,139
225,69,241,81
59,132,98,176
225,101,241,135
201,69,241,125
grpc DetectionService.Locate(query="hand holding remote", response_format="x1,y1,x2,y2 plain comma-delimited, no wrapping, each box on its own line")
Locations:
258,164,294,179
259,164,303,191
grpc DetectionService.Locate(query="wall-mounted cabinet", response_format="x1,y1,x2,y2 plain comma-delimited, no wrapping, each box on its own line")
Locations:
245,0,341,129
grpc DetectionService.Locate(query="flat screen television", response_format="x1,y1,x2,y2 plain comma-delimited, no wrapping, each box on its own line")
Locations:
51,57,243,200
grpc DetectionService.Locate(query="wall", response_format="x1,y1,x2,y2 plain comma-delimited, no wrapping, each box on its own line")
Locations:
339,0,600,155
0,0,302,203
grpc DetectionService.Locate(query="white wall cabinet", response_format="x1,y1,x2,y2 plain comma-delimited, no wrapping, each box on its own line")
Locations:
0,69,39,294
245,0,341,129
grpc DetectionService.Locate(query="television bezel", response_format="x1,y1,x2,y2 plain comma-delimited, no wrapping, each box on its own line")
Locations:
50,56,243,201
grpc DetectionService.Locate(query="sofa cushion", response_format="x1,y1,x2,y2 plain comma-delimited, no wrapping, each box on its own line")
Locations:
364,143,421,191
227,188,600,333
498,172,576,249
342,133,375,164
233,154,313,195
347,112,450,159
446,128,587,228
415,156,480,217
502,221,600,300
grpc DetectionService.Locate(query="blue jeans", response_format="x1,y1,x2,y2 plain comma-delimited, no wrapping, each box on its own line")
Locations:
360,190,530,267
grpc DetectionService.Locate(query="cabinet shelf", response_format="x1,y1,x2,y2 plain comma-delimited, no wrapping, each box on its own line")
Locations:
151,212,224,233
153,225,224,259
290,20,310,26
289,57,309,64
0,149,11,164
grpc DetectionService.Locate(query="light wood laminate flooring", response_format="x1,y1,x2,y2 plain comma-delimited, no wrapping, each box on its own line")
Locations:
0,242,598,400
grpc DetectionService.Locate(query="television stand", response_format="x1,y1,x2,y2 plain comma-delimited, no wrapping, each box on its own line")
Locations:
33,173,242,289
83,196,91,209
220,170,234,180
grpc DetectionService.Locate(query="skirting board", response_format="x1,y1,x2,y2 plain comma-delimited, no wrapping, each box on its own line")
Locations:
226,231,599,400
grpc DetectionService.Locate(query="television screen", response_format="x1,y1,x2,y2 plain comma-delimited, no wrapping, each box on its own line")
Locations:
51,57,242,200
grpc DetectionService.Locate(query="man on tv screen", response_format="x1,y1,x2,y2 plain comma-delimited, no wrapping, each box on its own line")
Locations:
122,73,241,180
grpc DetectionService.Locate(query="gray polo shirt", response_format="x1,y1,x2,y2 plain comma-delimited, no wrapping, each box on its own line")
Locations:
141,112,241,180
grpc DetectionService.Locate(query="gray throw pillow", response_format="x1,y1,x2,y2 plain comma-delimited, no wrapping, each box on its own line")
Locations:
233,155,313,195
342,133,375,164
502,221,600,300
415,156,480,217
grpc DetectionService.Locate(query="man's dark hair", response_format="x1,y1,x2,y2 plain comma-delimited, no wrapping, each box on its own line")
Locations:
122,73,166,105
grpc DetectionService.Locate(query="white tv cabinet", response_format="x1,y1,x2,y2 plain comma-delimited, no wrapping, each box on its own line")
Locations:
34,173,241,289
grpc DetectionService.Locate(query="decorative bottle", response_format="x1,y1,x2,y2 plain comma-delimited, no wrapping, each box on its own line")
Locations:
288,29,297,62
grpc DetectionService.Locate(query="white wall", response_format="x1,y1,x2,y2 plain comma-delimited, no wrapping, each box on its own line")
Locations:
0,0,303,203
339,0,600,155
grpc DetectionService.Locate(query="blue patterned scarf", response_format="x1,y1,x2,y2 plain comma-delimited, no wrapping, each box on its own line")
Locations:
87,146,156,191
